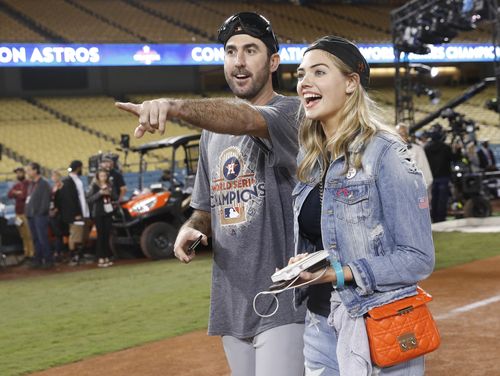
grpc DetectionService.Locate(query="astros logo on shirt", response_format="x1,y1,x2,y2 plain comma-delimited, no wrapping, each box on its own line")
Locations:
211,146,265,227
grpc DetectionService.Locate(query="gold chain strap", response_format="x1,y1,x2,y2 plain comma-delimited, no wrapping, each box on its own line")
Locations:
319,165,324,206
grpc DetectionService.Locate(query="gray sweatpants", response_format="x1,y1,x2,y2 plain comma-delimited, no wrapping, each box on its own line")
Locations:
222,323,305,376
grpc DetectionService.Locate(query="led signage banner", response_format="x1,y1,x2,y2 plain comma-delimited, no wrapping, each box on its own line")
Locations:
0,43,498,67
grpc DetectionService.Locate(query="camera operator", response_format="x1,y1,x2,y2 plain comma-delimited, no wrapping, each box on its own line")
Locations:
396,123,433,192
465,140,481,172
424,125,454,222
477,140,497,172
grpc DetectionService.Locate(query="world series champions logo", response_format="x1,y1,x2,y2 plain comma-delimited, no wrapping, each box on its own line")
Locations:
211,146,265,226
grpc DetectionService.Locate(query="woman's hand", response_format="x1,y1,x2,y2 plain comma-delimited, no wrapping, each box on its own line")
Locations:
285,253,336,286
287,252,309,265
298,266,336,286
300,263,354,287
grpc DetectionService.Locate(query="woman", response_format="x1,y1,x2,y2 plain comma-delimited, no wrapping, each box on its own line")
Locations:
86,169,116,268
291,36,435,375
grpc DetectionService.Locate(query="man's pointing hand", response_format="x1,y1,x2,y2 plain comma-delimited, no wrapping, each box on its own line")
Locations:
115,99,178,138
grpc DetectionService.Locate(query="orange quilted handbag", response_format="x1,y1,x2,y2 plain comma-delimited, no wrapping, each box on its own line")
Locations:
365,287,441,368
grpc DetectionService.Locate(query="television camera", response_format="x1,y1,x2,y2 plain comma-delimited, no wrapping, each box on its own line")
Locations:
412,77,499,218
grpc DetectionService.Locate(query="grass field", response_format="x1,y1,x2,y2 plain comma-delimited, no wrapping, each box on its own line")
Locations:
0,232,499,376
432,232,500,269
0,255,212,376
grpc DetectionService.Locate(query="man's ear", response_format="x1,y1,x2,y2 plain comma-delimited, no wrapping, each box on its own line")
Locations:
270,53,280,73
346,73,360,94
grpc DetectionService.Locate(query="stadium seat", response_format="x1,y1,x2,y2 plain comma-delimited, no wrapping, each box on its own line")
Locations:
2,0,139,42
0,11,48,42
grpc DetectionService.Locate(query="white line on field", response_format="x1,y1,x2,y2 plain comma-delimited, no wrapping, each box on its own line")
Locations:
435,294,500,320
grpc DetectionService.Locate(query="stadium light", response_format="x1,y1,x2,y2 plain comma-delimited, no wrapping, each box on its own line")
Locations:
393,0,484,55
410,63,441,104
410,63,438,77
413,82,441,105
394,24,431,55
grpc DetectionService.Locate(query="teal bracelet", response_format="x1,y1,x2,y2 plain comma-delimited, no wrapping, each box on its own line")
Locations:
331,261,344,289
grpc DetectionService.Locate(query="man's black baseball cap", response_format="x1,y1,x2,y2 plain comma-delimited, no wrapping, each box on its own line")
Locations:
217,12,280,54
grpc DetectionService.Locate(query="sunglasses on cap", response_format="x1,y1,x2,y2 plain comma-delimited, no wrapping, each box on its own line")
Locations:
217,12,279,53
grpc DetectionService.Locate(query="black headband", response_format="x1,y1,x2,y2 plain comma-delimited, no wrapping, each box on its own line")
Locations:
305,36,370,88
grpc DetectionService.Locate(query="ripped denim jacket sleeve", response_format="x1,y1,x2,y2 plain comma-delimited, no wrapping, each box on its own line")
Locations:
347,141,435,295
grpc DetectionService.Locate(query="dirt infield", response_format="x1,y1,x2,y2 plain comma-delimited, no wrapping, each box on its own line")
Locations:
31,331,229,376
28,255,500,376
421,256,500,376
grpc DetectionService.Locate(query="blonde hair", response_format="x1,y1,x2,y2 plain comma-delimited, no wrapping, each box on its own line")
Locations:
297,53,396,182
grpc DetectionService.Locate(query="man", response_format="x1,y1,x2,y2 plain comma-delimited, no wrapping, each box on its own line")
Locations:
100,156,127,202
7,167,35,262
116,12,305,376
425,125,454,222
477,140,497,172
25,162,52,268
396,123,433,192
57,160,90,264
159,169,182,191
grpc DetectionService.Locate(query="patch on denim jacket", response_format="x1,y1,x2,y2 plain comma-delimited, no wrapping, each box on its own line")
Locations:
334,185,368,204
395,145,418,173
331,183,371,223
418,196,429,209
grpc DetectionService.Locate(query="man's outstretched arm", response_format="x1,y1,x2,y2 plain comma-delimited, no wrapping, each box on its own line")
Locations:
116,97,270,139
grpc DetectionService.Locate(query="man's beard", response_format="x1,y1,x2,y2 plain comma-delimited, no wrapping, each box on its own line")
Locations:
225,63,270,101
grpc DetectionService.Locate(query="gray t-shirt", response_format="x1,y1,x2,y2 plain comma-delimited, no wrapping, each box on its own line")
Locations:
191,94,306,338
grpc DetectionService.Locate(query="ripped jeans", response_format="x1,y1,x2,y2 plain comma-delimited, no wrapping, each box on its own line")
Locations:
304,310,339,375
303,308,425,376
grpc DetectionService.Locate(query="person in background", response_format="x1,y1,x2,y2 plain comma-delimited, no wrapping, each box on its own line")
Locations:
86,168,116,268
465,140,480,172
424,125,454,222
49,170,66,262
396,123,433,192
25,162,53,268
7,166,35,263
477,139,497,172
290,35,434,375
100,156,127,202
159,168,182,190
58,160,91,265
414,130,429,147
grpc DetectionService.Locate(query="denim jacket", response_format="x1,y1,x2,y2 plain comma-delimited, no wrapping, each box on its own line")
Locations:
293,132,435,318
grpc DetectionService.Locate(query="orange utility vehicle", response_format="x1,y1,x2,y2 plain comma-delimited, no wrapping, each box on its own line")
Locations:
111,134,200,259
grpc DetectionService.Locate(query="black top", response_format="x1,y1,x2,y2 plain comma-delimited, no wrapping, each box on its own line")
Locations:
56,177,82,223
86,182,117,218
298,184,333,317
424,141,454,178
109,169,126,198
